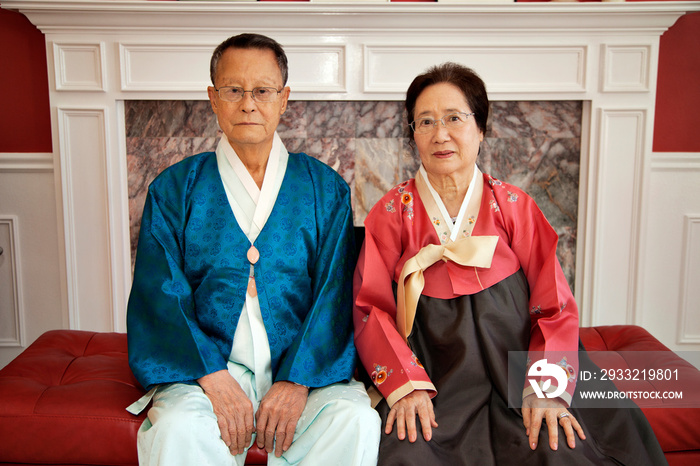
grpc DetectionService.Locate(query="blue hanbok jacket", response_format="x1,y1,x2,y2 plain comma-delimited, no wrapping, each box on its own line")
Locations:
127,151,356,391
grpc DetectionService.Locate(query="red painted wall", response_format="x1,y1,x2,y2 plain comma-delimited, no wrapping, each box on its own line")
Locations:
0,9,52,153
653,12,700,152
0,6,698,153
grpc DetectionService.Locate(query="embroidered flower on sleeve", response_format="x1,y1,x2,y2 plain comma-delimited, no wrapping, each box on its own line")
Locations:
488,176,503,187
560,302,567,313
371,364,392,386
507,191,519,203
529,305,542,315
400,191,415,221
489,199,500,212
556,356,577,383
410,353,424,369
385,199,396,213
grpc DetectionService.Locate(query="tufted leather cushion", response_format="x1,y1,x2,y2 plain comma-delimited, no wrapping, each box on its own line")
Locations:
1,327,698,465
0,329,267,465
580,325,700,466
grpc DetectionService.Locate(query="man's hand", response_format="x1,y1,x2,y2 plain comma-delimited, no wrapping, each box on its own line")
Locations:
197,370,255,456
255,381,309,458
522,394,585,451
385,390,437,442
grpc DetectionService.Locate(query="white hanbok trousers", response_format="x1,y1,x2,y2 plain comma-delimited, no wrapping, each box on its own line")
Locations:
136,361,380,466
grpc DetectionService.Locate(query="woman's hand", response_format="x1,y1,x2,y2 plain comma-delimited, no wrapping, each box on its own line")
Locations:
522,394,585,451
385,390,438,442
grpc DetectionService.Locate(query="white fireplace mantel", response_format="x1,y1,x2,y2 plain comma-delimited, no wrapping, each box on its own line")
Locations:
3,0,699,333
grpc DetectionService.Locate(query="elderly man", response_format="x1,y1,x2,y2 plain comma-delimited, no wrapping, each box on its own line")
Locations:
126,33,380,466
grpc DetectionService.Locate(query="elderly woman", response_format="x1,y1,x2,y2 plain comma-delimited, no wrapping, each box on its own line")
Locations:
353,62,666,465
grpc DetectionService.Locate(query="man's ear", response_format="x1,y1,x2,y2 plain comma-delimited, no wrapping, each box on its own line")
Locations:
207,86,219,113
279,86,291,114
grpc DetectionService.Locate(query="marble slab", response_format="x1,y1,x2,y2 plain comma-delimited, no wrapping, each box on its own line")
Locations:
126,99,581,290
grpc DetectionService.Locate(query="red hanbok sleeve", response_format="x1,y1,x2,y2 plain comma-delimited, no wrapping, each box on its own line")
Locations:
353,189,437,408
493,184,580,405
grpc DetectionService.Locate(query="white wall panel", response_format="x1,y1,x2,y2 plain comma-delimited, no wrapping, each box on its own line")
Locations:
640,154,700,353
602,45,651,93
0,216,24,347
286,46,346,93
590,109,645,326
53,42,106,91
120,44,212,92
679,215,700,343
364,45,586,94
57,108,114,331
0,161,62,369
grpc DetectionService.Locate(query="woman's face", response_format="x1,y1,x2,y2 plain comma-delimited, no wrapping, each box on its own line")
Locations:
413,82,484,181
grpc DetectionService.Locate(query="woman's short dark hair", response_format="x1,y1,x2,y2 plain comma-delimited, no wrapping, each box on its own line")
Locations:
405,62,489,140
210,33,289,86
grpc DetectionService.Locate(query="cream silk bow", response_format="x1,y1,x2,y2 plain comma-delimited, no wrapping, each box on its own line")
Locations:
395,235,498,341
395,169,499,342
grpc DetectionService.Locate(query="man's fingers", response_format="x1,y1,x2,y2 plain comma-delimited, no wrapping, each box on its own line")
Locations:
264,428,275,453
217,416,231,448
255,409,268,449
273,420,292,457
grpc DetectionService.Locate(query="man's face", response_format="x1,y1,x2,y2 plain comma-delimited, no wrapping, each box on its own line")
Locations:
207,47,290,156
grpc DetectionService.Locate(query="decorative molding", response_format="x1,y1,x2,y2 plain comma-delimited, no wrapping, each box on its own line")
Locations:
364,45,586,95
4,2,696,35
590,108,646,326
285,45,347,94
119,43,212,92
678,215,700,344
651,152,700,171
0,216,25,348
602,45,651,93
53,42,106,92
0,153,54,172
56,107,114,330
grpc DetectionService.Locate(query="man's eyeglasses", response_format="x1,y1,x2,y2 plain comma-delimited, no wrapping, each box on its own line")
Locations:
410,112,476,134
214,86,283,103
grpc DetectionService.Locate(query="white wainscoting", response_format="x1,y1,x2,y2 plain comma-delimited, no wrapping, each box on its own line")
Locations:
640,153,700,358
0,154,63,368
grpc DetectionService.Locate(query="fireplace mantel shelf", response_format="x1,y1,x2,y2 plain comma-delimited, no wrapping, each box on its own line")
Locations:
4,1,699,34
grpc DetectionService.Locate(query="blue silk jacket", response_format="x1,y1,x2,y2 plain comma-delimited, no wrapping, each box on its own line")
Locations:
127,151,356,391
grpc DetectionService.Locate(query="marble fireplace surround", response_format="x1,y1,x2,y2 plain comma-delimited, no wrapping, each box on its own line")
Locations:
6,1,697,333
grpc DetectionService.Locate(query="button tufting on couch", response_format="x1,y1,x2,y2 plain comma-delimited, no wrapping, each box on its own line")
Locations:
0,330,267,465
1,326,699,465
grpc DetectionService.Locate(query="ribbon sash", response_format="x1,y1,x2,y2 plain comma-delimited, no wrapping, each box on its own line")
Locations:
395,168,498,341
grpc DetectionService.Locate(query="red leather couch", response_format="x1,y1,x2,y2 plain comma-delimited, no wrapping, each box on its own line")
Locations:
0,326,699,465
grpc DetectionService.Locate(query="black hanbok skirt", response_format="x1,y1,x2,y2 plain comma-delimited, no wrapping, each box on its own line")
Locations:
374,270,666,465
